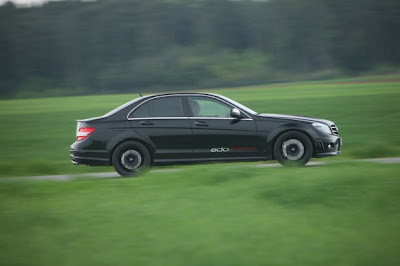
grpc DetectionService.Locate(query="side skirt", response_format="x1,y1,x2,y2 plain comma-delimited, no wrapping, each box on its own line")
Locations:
153,156,270,166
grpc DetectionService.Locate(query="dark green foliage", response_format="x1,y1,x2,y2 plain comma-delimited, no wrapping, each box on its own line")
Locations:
0,0,399,98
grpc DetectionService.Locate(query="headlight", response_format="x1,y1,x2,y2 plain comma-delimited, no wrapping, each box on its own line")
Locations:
312,122,332,135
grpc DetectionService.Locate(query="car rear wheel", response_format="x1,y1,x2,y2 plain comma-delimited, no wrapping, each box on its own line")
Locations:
112,141,151,177
274,131,313,166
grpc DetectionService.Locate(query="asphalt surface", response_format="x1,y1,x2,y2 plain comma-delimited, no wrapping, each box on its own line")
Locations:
1,157,400,182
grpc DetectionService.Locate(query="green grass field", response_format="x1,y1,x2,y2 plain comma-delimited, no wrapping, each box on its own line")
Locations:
0,75,399,177
1,162,400,265
1,76,400,265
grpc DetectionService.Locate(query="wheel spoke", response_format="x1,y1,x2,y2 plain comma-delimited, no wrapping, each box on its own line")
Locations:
282,142,288,158
121,150,142,170
282,139,304,161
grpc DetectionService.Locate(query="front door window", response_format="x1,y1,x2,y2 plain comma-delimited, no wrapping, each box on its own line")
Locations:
188,96,232,118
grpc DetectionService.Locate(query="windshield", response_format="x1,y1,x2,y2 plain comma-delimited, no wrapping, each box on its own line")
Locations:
218,95,258,115
103,97,144,117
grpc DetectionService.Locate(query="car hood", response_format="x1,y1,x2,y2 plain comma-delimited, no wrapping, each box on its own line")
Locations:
257,113,334,125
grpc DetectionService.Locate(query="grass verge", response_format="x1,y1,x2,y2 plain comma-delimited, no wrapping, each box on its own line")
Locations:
0,162,399,265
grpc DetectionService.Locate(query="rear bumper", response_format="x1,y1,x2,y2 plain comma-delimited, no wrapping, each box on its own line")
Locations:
70,148,111,166
314,135,342,158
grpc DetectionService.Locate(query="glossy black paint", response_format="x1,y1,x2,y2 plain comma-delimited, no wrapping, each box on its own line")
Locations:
70,93,341,167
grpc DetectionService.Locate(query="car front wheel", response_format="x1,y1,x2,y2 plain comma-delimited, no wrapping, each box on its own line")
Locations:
274,131,313,166
112,141,151,177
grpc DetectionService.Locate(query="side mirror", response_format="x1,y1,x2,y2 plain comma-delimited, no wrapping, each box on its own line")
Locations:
230,108,241,119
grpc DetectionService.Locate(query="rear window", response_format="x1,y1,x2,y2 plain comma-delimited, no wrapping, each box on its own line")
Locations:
103,97,143,117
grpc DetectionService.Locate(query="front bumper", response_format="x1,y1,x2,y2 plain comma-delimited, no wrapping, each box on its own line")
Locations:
314,135,342,158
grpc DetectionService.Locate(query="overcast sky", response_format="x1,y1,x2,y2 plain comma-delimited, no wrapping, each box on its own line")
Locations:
0,0,47,6
0,0,94,7
0,0,61,7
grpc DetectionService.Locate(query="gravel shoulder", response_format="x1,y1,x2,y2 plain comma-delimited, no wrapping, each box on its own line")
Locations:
1,157,399,182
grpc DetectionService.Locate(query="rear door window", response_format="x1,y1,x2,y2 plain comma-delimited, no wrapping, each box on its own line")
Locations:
130,96,184,118
131,103,150,118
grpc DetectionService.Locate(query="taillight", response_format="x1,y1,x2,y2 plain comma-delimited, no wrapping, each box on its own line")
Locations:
76,127,95,141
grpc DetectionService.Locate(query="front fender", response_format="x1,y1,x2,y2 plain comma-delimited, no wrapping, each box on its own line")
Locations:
265,123,319,153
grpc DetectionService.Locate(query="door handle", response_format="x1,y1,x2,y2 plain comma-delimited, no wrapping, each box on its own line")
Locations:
140,121,154,126
195,121,208,127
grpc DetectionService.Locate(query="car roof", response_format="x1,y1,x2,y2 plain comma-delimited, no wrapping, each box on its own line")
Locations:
125,91,258,117
143,92,222,98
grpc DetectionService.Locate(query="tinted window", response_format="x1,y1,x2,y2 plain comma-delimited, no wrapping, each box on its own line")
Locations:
150,97,183,117
104,97,144,117
132,103,150,118
131,96,184,118
188,96,231,118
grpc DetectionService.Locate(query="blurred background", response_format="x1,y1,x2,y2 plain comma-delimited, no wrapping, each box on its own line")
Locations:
0,0,399,175
0,0,399,98
1,1,400,265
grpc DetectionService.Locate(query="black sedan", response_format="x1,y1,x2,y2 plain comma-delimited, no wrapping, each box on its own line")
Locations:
71,93,341,176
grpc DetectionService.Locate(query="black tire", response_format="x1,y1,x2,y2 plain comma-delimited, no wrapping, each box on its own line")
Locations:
274,131,313,167
112,141,152,177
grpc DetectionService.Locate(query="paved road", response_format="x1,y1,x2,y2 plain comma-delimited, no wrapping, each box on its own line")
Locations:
1,157,400,182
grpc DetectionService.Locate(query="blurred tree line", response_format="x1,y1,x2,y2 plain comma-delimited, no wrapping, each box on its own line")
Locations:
0,0,399,98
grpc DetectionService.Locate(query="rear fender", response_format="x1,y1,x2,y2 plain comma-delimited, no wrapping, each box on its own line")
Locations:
106,126,156,164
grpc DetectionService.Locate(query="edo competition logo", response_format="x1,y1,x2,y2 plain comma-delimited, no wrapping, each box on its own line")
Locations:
211,147,229,152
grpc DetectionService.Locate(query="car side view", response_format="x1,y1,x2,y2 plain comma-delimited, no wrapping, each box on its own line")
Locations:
70,93,342,176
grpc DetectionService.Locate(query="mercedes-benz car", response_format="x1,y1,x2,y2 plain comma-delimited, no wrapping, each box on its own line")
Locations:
70,93,341,176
